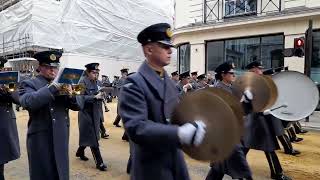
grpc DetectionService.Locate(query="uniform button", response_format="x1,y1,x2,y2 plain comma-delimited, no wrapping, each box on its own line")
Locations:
53,119,56,121
7,111,9,113
51,108,54,111
65,117,68,119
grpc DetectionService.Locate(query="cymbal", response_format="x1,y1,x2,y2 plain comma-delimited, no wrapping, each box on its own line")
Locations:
171,88,244,162
205,88,244,132
232,72,276,112
262,75,278,110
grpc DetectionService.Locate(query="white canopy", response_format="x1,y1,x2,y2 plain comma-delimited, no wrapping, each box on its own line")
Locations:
0,0,177,78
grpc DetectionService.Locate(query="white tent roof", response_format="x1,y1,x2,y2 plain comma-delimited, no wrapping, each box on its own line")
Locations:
0,0,177,76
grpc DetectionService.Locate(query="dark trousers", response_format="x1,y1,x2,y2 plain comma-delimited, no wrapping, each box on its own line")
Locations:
244,149,282,177
205,167,224,180
278,134,293,153
76,146,104,165
293,122,303,134
0,164,4,180
287,127,297,141
100,120,107,135
113,114,121,125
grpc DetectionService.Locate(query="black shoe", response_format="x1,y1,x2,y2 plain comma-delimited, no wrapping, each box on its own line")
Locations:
96,163,107,171
105,108,110,112
76,152,89,161
272,173,292,180
291,137,303,143
299,129,308,134
285,149,301,156
122,135,129,141
101,133,109,139
113,123,121,127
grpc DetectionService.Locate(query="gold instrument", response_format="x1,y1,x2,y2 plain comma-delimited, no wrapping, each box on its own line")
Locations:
171,88,245,162
0,70,19,93
59,83,86,95
56,67,85,95
171,72,279,162
232,72,278,112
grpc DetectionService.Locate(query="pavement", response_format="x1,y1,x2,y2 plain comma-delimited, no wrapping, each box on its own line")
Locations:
300,111,320,130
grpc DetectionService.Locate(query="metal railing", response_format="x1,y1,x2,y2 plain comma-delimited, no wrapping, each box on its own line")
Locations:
0,0,20,12
0,34,34,59
204,0,282,23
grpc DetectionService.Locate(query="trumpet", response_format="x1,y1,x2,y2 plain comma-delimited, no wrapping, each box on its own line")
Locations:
59,83,86,95
0,71,19,93
0,83,17,92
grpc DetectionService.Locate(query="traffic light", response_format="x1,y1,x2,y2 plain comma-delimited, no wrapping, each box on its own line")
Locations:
294,37,305,57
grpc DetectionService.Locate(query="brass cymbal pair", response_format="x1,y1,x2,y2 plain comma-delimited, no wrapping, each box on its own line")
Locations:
171,72,278,162
232,72,278,112
171,88,244,162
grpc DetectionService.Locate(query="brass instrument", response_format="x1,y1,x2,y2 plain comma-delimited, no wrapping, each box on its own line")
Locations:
59,83,86,95
171,72,279,162
0,70,19,93
56,67,85,95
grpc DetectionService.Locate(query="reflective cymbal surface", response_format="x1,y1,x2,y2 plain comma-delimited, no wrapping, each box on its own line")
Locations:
171,88,244,162
232,72,277,112
261,75,278,110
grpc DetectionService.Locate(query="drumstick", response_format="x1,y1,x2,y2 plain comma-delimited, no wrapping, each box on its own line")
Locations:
270,104,288,111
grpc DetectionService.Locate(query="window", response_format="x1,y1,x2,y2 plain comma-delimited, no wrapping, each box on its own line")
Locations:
177,43,191,73
311,30,320,84
206,34,284,73
225,0,257,17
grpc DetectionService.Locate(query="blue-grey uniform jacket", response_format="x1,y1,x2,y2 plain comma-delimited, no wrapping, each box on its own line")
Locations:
77,76,103,147
19,75,80,180
0,90,20,165
119,61,190,180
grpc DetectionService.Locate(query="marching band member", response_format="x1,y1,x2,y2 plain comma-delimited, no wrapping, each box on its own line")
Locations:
243,61,291,180
206,62,252,180
0,62,20,180
119,23,206,180
76,63,107,171
19,51,81,180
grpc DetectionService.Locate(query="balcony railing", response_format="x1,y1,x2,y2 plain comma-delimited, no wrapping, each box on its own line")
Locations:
203,0,281,23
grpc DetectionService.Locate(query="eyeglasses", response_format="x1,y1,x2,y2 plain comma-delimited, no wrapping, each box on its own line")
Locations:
227,72,235,75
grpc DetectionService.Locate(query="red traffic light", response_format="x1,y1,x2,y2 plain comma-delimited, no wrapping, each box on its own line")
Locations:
294,37,304,48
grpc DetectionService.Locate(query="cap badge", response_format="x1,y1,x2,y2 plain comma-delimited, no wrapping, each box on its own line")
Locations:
166,28,173,38
50,54,57,61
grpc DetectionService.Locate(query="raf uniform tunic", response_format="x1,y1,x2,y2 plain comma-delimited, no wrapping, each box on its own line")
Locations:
0,90,20,166
119,61,190,180
78,76,103,147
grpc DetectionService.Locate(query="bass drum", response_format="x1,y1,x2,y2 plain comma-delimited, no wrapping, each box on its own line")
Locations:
270,71,319,121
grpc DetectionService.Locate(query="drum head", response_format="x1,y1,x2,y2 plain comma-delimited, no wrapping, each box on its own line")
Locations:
171,88,244,162
270,71,319,121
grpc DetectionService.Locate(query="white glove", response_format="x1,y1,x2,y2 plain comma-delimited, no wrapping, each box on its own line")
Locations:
263,109,272,115
241,89,253,103
178,120,207,146
94,92,104,100
183,83,192,92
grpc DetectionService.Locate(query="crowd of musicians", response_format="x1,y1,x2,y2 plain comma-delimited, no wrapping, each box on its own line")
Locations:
0,22,311,180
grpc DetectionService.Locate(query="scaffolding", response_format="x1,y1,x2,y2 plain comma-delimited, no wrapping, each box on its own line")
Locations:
0,0,20,12
0,33,34,60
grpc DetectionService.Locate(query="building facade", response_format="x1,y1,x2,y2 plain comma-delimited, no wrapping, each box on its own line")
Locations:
174,0,320,83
